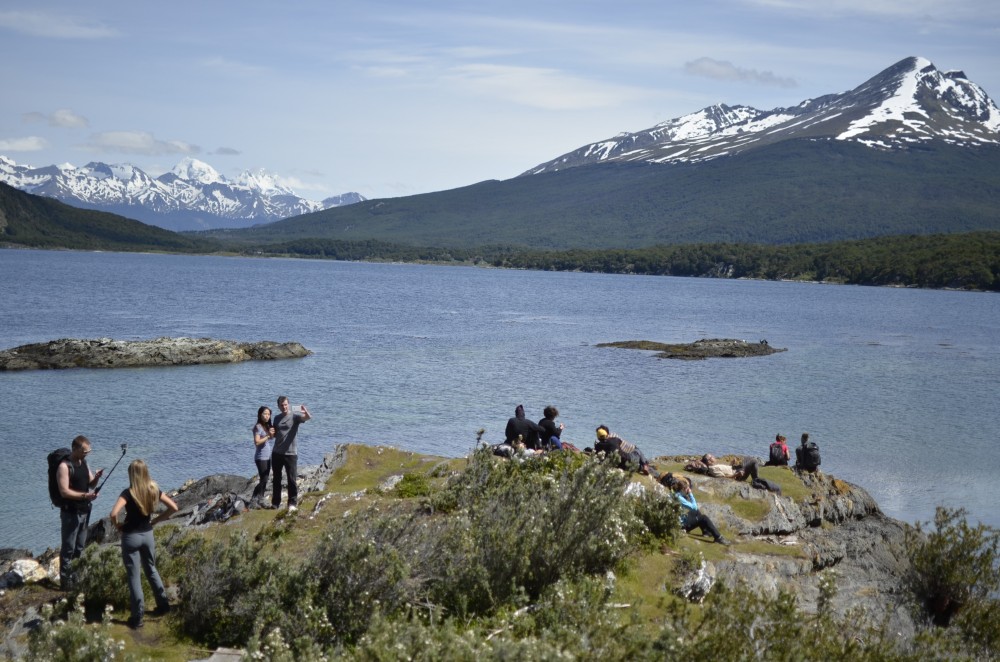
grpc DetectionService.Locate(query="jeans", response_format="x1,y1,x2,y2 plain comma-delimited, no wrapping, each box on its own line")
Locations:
271,452,298,506
59,507,91,588
121,530,168,623
252,458,271,501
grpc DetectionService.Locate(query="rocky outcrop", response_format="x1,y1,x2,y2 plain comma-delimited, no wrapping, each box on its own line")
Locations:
665,465,915,638
597,338,786,360
0,337,311,371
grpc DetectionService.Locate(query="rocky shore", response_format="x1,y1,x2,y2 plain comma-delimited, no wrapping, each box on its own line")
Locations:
0,337,311,371
0,444,916,657
597,338,787,360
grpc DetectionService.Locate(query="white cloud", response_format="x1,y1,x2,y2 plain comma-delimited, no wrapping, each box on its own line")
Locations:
23,109,89,128
0,11,117,39
82,131,200,156
0,136,49,151
212,147,242,156
685,57,797,88
448,63,648,110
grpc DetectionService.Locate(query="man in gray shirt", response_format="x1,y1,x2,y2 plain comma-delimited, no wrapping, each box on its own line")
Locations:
270,395,311,511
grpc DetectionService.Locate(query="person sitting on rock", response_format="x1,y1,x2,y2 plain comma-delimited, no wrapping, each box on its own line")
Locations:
672,477,730,545
537,405,565,451
595,426,652,475
765,434,790,466
504,405,544,450
795,433,822,473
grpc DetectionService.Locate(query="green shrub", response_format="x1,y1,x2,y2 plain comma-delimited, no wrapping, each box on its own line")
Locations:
71,544,131,620
174,532,292,648
393,472,432,498
421,449,644,615
633,487,681,548
27,596,125,661
307,508,416,646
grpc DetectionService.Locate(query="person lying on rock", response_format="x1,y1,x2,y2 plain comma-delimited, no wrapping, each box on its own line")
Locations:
700,453,735,478
672,477,730,545
733,456,783,495
594,426,653,475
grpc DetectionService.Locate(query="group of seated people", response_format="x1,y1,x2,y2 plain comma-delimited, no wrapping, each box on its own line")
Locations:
496,406,825,547
498,405,652,474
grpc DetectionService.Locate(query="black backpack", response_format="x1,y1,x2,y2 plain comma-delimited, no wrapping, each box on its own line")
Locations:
802,442,821,470
47,448,73,507
768,442,786,465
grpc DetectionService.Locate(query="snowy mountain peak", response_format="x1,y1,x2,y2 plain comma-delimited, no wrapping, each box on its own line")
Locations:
0,156,365,232
171,157,224,184
525,56,1000,175
234,168,295,195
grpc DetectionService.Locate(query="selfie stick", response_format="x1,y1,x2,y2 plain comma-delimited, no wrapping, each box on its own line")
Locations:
95,443,128,494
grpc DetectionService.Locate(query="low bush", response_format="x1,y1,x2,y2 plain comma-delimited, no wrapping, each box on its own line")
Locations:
174,532,293,648
27,595,124,662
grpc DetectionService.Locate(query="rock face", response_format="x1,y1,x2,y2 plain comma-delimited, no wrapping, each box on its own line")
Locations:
0,337,311,371
665,464,916,638
597,338,786,360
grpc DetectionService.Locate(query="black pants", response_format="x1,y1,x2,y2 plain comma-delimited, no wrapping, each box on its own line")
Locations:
252,458,271,501
683,510,722,541
271,452,298,506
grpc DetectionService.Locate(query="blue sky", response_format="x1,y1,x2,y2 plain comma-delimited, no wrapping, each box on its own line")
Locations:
1,1,998,200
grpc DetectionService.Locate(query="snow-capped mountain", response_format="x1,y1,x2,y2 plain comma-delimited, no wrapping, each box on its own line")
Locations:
525,56,1000,175
0,155,365,231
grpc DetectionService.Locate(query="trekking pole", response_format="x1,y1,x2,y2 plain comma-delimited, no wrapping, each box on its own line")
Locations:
95,443,128,494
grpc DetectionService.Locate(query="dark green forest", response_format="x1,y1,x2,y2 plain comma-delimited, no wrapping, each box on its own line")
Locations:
241,232,1000,291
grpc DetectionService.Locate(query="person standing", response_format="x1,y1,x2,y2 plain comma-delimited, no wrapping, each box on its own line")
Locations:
56,435,103,590
110,459,178,629
251,406,275,506
271,395,311,511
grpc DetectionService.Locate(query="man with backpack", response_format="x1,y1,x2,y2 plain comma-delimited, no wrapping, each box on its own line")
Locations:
794,433,822,473
52,435,103,589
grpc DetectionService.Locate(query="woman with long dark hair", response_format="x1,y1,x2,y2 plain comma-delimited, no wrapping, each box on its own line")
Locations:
252,406,275,505
110,459,178,629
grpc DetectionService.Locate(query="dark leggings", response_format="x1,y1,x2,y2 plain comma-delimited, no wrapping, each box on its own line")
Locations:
683,510,723,541
252,458,271,500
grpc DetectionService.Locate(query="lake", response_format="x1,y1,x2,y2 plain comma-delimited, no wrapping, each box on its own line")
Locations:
1,248,998,553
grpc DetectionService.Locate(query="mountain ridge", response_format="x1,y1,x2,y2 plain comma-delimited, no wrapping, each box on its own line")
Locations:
523,56,1000,175
0,155,365,232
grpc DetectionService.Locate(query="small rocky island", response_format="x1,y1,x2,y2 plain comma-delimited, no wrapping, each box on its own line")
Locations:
0,337,311,371
597,338,786,360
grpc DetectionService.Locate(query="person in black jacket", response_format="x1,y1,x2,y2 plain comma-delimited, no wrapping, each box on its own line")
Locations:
504,404,543,449
537,405,565,450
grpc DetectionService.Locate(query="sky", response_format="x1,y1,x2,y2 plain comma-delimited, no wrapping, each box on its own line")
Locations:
1,1,999,200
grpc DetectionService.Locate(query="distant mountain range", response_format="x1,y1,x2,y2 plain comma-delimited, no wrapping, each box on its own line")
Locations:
209,56,1000,249
0,156,365,231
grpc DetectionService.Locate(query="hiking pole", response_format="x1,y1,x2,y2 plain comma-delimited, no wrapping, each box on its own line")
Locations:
95,443,128,494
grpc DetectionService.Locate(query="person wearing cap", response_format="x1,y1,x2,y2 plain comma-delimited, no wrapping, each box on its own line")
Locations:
504,404,543,450
594,425,651,474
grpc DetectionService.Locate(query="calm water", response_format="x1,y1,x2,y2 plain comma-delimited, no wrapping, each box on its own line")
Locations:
1,249,998,553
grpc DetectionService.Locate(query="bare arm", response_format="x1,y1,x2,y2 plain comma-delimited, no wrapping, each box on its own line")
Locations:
253,425,272,447
58,462,96,503
152,492,179,526
110,495,127,530
298,405,312,422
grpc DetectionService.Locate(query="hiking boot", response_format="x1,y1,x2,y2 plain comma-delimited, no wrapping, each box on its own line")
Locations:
715,536,732,546
127,616,144,629
151,603,171,617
